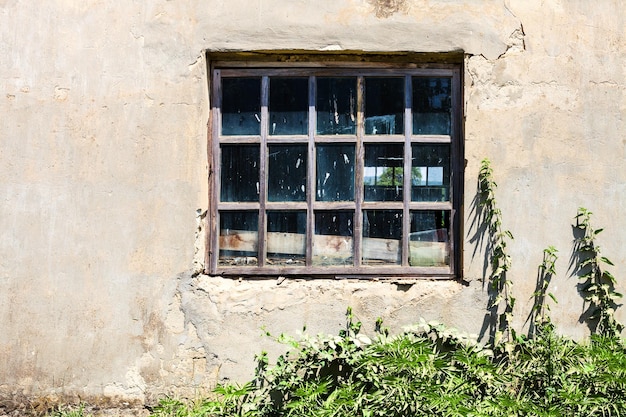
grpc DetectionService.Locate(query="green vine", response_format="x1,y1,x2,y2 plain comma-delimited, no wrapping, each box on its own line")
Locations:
529,246,559,337
574,207,623,338
478,158,515,346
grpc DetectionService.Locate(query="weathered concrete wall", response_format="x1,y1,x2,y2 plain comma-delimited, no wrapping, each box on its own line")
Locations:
1,0,625,405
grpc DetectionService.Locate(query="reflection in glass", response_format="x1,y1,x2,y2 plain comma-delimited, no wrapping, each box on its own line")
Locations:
413,77,451,135
220,145,259,202
313,211,353,266
222,78,261,136
362,210,402,265
268,145,307,202
364,144,404,201
411,144,450,202
219,211,258,266
409,211,450,266
267,211,306,266
365,77,404,135
316,145,355,201
269,78,308,135
316,77,357,135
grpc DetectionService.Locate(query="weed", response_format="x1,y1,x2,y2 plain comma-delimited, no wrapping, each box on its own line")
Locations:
478,158,515,346
574,207,624,337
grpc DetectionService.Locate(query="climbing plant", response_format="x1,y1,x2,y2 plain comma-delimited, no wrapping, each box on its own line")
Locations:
478,158,515,346
574,207,623,337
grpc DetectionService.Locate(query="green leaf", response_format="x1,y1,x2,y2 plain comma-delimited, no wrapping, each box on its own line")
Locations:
600,256,614,266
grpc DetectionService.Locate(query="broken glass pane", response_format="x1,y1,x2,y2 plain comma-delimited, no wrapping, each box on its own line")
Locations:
409,211,450,266
411,144,450,202
222,77,261,136
362,210,402,265
220,145,259,202
219,211,258,266
316,77,357,135
269,78,308,135
413,77,451,135
364,144,404,201
365,77,404,135
268,145,307,202
313,211,353,266
267,211,306,266
316,144,355,201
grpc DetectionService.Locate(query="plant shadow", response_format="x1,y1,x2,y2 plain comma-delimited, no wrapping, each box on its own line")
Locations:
466,176,499,343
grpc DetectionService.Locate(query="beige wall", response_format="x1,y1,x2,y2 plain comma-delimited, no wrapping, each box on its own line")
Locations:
1,0,625,404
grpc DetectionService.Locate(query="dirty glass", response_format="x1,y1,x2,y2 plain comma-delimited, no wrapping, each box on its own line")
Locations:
362,210,402,265
269,78,308,135
412,77,451,135
364,144,404,201
313,211,354,266
316,144,355,201
218,211,258,266
409,211,450,267
220,145,259,202
268,145,307,202
365,77,404,135
221,77,261,136
316,77,357,135
411,144,450,202
267,211,306,266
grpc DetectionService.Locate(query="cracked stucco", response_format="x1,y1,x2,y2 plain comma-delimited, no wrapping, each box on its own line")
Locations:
2,0,626,405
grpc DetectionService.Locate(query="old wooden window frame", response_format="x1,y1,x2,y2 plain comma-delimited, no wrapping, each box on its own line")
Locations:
207,59,463,279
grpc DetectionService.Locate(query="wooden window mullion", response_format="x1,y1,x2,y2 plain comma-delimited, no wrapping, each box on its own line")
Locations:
402,75,412,266
354,76,365,267
258,76,269,267
306,76,315,266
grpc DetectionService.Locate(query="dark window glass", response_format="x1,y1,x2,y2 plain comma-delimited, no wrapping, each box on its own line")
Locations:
268,145,307,202
269,78,308,135
365,77,404,135
316,77,357,135
364,144,404,201
316,144,355,201
362,210,402,265
267,211,306,266
313,211,354,266
222,78,261,136
412,77,451,135
219,211,258,266
411,144,450,202
409,211,450,266
220,145,259,202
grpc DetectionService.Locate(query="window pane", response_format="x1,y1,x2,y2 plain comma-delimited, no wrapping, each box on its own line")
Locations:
413,77,451,135
220,145,259,202
365,77,404,135
410,211,450,267
316,77,357,135
411,144,450,202
363,210,402,265
219,211,258,266
316,144,355,201
269,78,308,135
267,211,306,266
268,145,307,202
313,211,353,266
364,144,404,202
222,78,261,136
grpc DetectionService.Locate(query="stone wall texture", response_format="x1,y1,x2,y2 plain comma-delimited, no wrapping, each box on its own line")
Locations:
1,0,625,405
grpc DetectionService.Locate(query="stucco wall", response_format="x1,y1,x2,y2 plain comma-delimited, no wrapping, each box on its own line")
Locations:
1,0,625,405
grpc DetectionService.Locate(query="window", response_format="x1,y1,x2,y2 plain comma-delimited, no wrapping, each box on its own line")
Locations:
208,61,462,278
